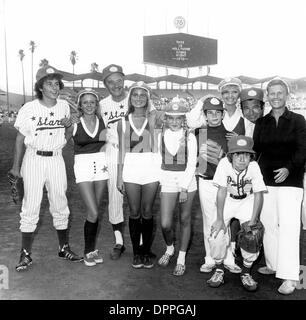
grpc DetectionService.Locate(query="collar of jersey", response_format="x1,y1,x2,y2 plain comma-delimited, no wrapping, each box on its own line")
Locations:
128,114,148,137
80,116,99,138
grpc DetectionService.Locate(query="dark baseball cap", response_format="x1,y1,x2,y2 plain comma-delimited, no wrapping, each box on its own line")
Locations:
36,66,63,83
102,64,125,82
240,87,264,103
227,135,255,154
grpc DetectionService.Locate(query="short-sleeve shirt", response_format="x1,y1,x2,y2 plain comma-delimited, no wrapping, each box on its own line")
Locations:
213,157,267,197
14,99,70,151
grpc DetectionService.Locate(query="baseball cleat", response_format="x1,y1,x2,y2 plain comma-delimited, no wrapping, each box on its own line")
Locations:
257,266,276,275
16,249,33,272
278,280,297,295
132,255,144,269
240,273,258,292
58,244,83,262
84,249,103,267
200,262,216,273
224,263,242,274
110,244,125,260
207,269,225,288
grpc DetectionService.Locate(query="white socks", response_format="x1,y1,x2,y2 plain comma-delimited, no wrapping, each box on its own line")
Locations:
177,251,186,266
166,244,174,256
114,230,123,245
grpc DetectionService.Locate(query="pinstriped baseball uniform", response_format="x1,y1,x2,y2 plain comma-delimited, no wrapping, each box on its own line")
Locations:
14,99,70,232
99,94,128,224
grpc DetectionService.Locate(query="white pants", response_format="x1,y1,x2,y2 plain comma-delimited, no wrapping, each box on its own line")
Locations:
260,186,303,281
302,172,306,230
198,178,236,266
20,149,69,232
105,143,123,224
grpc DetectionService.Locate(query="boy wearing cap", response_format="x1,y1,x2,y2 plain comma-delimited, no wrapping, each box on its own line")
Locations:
99,64,128,260
9,65,83,271
240,87,265,125
157,99,197,276
207,135,267,291
197,97,241,274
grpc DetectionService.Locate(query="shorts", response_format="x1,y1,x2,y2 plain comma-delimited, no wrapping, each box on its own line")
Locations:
160,170,197,193
74,152,109,183
123,152,160,185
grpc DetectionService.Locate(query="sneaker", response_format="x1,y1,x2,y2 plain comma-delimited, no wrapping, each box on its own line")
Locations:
278,280,297,295
240,273,258,292
257,266,276,275
158,252,174,267
200,262,215,273
16,249,32,272
84,250,103,267
58,244,83,262
143,255,154,269
132,255,144,269
224,263,242,274
207,269,225,288
173,264,186,276
110,244,125,260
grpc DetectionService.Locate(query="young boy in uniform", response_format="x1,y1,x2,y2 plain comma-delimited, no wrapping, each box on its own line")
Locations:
207,135,267,291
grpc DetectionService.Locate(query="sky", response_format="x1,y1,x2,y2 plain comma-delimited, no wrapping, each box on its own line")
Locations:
0,0,306,95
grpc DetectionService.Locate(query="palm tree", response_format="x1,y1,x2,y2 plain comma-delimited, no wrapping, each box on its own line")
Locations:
90,62,99,87
18,49,26,104
29,40,36,99
70,51,77,89
39,58,49,67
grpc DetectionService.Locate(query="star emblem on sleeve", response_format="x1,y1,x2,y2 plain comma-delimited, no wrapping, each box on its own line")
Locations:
31,116,36,121
50,112,54,116
102,166,108,173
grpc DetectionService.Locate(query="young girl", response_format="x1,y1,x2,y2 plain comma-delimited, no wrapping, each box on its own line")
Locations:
117,82,160,269
157,98,197,276
65,88,109,267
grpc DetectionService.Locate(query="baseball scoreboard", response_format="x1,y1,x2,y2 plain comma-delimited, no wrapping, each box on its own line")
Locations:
143,33,218,68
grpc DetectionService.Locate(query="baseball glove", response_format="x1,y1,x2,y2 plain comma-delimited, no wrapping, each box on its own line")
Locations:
199,139,224,166
237,220,264,254
7,172,19,204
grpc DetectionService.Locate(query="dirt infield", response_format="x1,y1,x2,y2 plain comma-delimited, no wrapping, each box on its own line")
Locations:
0,122,306,301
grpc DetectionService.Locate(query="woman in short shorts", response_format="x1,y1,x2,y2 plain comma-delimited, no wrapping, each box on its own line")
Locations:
117,82,160,269
66,88,108,267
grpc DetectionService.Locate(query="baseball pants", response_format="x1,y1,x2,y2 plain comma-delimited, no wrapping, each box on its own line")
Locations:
105,143,124,224
198,178,236,266
208,193,259,264
19,148,69,232
260,186,302,281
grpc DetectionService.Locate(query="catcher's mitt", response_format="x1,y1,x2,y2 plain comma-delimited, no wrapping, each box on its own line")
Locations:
7,172,19,204
237,220,264,254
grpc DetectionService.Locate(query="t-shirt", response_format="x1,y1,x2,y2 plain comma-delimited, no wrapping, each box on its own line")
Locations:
213,157,267,197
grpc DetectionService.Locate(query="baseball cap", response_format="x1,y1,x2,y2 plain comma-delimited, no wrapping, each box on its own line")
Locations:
36,65,63,83
227,135,255,154
240,87,264,103
203,97,224,111
128,81,151,96
102,64,125,82
218,77,242,93
266,77,290,94
76,88,100,105
164,98,189,115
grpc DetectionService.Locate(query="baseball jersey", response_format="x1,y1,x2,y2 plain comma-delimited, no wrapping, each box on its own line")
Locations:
213,157,267,197
223,107,254,137
14,99,70,151
99,95,128,145
72,116,106,155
